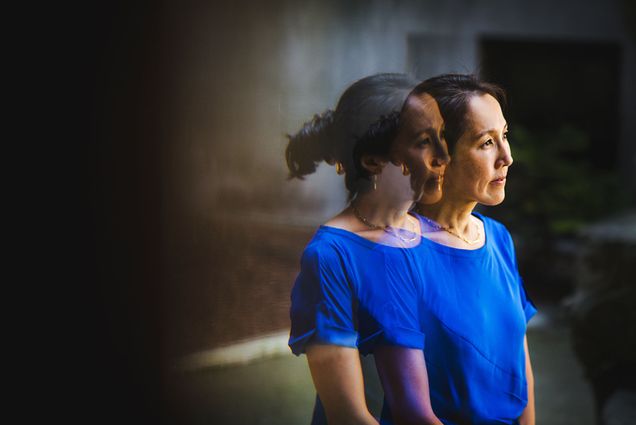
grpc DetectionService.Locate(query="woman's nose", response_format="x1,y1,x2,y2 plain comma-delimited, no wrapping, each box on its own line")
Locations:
431,140,450,168
432,155,450,169
497,145,513,168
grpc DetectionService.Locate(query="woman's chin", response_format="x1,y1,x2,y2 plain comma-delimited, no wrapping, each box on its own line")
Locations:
479,192,506,206
418,192,442,205
417,177,442,203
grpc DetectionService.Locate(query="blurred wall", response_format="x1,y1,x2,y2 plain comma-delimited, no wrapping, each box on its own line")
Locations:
163,0,635,242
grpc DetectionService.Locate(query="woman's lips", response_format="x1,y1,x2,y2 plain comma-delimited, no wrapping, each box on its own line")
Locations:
421,174,442,194
490,176,506,185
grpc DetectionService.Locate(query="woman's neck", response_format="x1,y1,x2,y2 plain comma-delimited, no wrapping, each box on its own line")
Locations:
417,196,478,233
352,191,414,229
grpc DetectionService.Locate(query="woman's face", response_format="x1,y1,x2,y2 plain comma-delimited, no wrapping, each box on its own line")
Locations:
444,93,513,206
391,93,449,204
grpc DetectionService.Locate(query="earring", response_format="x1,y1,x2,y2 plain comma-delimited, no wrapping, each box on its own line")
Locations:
335,162,345,175
437,173,444,191
373,175,377,191
401,163,410,176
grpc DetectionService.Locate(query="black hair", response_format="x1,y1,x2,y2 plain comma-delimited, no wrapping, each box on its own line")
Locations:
285,110,335,177
352,111,401,181
285,73,417,197
411,74,506,153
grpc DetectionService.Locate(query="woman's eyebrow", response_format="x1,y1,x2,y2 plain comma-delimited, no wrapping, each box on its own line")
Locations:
474,122,508,139
411,127,436,141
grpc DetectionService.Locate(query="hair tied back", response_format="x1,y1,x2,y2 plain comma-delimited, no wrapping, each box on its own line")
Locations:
285,109,337,179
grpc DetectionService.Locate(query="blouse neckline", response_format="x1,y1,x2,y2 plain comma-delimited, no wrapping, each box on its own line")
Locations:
319,212,425,250
318,212,490,258
414,211,489,258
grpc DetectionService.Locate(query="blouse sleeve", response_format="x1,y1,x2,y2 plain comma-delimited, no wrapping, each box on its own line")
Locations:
518,274,537,323
504,226,538,323
288,243,358,355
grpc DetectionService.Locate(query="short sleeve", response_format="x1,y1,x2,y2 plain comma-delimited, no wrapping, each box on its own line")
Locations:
518,275,537,323
500,223,538,324
288,243,358,355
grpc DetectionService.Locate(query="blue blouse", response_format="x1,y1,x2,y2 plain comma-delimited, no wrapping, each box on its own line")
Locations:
289,213,536,425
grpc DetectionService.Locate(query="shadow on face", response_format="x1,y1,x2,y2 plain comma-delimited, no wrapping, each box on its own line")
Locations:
392,93,450,204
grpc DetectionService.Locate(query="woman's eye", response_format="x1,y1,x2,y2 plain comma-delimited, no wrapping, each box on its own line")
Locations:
503,132,509,141
481,139,494,148
418,138,431,147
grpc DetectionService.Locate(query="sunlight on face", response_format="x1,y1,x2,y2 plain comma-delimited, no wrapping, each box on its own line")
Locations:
444,94,513,206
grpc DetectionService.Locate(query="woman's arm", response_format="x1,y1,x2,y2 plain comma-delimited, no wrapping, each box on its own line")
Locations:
518,336,535,425
306,344,379,425
374,346,443,425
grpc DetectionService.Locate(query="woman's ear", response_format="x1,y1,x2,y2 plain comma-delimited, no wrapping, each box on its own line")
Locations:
360,154,387,175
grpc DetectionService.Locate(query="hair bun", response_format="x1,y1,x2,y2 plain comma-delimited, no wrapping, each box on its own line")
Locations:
285,109,336,179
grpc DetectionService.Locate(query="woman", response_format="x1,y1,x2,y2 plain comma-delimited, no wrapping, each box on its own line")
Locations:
286,73,449,424
378,74,537,425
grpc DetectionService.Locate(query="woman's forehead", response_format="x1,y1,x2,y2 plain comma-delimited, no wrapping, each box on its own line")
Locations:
405,92,437,113
464,94,506,133
402,93,441,131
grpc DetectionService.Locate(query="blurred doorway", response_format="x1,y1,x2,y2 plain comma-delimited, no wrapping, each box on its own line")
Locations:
479,37,621,170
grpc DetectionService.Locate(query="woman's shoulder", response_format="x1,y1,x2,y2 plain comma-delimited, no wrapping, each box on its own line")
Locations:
474,212,510,234
302,225,360,264
303,227,339,254
306,210,382,253
473,212,515,246
322,211,352,229
473,214,521,266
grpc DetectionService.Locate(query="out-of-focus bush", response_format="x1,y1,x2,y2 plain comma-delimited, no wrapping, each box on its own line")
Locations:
492,124,630,239
484,124,632,299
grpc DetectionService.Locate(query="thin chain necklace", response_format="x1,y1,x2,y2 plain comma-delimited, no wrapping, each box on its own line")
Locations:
415,208,481,245
351,203,418,243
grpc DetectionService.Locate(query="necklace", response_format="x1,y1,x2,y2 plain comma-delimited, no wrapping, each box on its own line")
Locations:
417,211,482,245
351,203,418,243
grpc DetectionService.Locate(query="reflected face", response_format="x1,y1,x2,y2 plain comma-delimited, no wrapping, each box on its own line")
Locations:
391,93,450,204
444,93,513,206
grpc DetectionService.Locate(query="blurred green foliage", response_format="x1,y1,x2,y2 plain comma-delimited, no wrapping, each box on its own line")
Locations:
491,125,630,240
